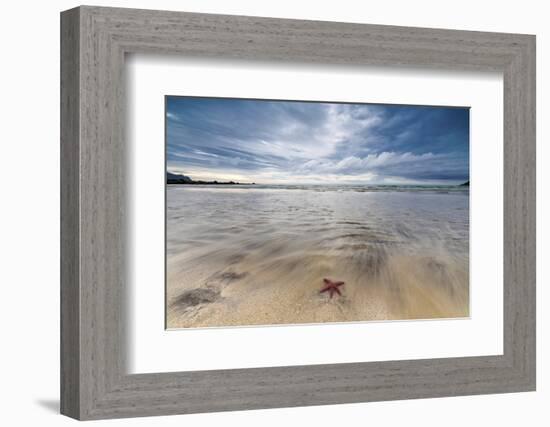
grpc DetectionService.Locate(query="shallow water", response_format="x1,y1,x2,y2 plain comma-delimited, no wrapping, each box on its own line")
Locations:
166,185,469,328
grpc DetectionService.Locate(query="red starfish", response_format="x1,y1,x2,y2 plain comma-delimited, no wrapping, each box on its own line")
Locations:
320,278,345,299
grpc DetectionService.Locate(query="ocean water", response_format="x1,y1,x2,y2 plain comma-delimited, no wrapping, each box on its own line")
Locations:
166,185,469,328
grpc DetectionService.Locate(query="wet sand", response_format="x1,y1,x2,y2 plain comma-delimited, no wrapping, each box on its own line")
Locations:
166,185,469,328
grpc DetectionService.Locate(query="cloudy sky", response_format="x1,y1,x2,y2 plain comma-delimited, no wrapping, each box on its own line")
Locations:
166,96,469,185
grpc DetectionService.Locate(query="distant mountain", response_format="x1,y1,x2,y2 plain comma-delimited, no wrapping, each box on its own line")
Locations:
167,171,254,185
460,181,470,187
167,172,192,183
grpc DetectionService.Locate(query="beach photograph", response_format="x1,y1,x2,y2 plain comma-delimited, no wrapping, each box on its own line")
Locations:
165,96,470,329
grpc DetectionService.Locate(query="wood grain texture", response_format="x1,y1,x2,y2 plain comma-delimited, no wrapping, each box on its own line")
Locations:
60,7,80,419
60,5,536,420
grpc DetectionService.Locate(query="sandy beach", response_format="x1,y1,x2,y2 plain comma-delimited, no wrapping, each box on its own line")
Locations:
166,185,469,329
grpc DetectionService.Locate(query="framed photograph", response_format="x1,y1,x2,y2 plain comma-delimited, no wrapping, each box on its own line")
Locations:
61,6,536,420
165,96,471,329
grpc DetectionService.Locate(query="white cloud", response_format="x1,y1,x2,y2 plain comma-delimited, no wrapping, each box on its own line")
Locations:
297,151,437,175
235,103,383,162
170,151,442,185
166,111,180,121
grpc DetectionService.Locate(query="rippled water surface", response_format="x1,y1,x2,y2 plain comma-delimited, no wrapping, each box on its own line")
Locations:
166,185,469,328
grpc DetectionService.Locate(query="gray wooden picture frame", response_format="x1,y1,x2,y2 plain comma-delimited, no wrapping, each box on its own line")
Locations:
60,5,536,420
